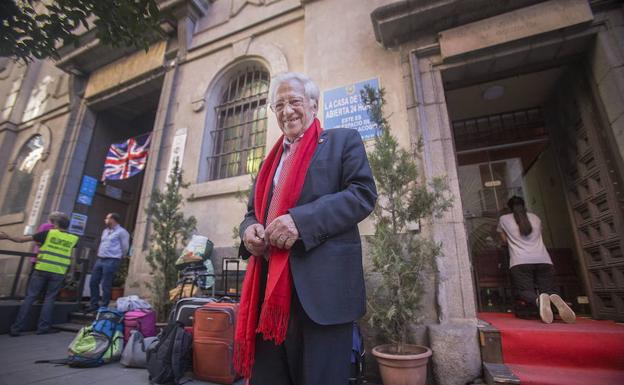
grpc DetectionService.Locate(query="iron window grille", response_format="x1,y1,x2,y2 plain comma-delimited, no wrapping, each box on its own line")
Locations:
208,66,269,180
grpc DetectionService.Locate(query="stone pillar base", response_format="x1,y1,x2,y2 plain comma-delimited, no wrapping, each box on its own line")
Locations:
428,321,481,385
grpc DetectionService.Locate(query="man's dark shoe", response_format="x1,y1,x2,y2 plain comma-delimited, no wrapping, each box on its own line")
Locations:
9,329,21,337
36,329,61,335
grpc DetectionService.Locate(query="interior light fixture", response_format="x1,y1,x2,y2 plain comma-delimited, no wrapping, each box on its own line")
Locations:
482,85,505,101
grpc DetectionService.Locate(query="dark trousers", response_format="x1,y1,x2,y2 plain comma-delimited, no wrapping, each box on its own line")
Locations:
89,257,121,309
250,293,352,385
510,263,558,306
11,270,64,333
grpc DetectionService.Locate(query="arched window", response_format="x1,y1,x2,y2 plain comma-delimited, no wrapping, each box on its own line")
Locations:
208,65,269,180
1,135,44,215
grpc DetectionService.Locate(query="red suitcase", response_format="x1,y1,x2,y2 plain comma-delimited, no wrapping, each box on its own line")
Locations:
193,302,240,384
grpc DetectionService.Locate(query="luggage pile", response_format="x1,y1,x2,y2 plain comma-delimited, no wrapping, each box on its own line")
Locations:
142,236,243,385
36,232,366,385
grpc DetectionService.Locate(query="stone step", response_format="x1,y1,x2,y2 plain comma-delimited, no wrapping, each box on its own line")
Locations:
68,311,96,325
483,363,520,385
477,319,503,364
52,323,83,333
479,319,517,385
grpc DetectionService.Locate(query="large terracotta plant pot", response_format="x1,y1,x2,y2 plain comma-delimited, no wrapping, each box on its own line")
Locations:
110,287,124,300
372,344,432,385
57,288,77,301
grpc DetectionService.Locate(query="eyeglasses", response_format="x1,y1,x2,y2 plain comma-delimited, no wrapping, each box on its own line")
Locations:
270,98,305,113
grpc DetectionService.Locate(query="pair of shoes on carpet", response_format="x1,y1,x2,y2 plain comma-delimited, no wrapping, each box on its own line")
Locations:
538,293,576,324
9,329,20,337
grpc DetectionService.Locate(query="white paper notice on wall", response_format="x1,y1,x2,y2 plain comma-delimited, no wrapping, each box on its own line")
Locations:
24,169,51,235
165,128,188,182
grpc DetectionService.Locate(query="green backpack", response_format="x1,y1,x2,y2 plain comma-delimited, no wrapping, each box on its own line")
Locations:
36,308,124,368
65,308,124,367
67,324,124,367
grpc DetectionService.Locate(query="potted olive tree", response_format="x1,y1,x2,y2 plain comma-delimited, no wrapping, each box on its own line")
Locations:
145,159,196,320
111,257,129,300
362,86,451,385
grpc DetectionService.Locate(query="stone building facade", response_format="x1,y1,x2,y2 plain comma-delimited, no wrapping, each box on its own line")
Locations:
0,1,622,384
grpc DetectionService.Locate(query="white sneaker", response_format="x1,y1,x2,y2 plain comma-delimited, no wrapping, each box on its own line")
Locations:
539,293,553,324
550,294,576,324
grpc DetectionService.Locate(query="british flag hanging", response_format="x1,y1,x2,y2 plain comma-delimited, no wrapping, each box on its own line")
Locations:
101,133,151,181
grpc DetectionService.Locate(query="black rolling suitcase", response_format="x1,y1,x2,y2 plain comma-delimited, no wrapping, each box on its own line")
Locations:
171,297,217,328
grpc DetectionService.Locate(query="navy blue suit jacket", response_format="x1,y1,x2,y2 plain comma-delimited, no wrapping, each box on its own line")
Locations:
239,128,377,325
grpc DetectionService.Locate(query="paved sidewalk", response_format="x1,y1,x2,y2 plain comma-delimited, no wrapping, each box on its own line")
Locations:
0,331,244,385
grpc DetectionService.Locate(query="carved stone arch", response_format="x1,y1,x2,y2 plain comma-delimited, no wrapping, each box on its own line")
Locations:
196,57,271,182
241,40,288,75
7,125,51,171
191,40,288,113
207,55,271,103
33,123,52,162
196,41,288,182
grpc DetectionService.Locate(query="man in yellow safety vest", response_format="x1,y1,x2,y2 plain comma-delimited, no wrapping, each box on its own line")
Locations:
0,211,79,336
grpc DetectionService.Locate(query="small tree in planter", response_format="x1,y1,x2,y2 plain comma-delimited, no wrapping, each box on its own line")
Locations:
145,159,196,320
362,86,452,385
111,257,129,299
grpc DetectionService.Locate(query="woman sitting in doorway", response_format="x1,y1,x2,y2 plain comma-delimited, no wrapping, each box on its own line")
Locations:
497,196,576,324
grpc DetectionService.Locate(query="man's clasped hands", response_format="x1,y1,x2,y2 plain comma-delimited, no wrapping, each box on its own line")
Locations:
242,214,299,258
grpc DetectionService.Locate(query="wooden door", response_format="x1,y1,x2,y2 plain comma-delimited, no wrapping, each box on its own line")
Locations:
549,69,624,321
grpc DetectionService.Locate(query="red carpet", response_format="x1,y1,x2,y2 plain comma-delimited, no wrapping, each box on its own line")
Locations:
479,313,624,385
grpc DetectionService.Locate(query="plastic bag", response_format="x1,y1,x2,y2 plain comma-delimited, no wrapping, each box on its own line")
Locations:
176,235,214,268
197,259,215,289
117,295,152,312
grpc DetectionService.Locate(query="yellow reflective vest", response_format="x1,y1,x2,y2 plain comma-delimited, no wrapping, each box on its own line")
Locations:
35,229,79,275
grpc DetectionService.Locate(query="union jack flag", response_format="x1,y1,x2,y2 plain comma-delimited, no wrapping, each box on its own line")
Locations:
102,133,151,181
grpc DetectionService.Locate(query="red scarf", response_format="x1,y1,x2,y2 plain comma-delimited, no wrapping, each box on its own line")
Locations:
234,118,322,378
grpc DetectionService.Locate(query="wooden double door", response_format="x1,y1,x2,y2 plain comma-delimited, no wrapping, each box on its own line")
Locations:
549,68,624,321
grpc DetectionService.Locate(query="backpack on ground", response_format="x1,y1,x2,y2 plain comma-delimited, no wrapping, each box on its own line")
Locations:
67,308,124,367
124,308,157,343
146,321,192,384
121,329,158,368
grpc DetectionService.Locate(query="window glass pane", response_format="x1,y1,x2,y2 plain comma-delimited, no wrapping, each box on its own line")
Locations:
210,66,269,180
1,135,44,215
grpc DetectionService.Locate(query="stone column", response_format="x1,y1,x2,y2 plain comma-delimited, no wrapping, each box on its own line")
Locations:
126,57,180,295
407,46,481,385
590,8,624,176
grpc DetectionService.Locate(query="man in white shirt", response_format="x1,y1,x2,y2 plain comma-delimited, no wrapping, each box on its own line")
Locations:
87,212,130,311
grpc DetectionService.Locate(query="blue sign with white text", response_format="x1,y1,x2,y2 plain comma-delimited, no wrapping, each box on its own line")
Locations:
323,78,380,140
77,175,97,206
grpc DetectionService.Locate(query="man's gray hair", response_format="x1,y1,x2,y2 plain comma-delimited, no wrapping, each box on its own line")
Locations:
48,211,70,230
268,72,320,105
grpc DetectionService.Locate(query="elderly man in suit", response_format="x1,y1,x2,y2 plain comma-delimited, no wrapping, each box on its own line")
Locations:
234,72,377,385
